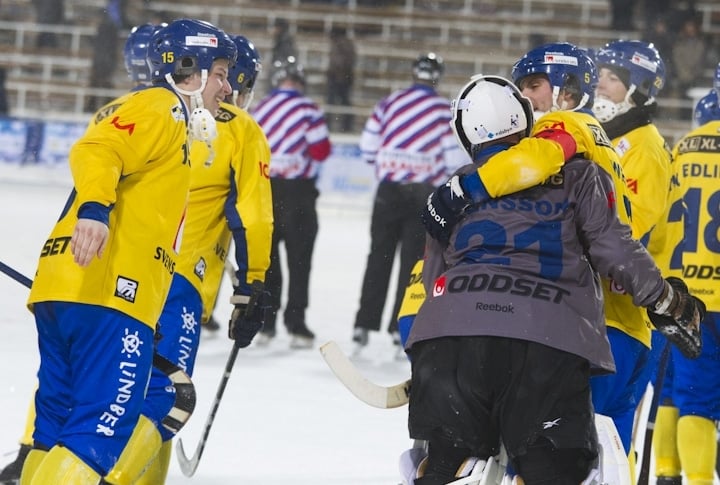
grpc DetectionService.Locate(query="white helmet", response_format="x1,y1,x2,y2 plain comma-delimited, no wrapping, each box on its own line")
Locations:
451,75,533,158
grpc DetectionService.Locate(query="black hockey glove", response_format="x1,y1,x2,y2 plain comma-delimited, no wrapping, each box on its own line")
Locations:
422,175,482,246
228,280,269,348
647,277,706,359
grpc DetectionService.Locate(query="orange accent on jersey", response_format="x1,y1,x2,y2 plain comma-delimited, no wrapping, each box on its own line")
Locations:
110,116,136,135
626,178,638,194
607,190,616,209
258,161,270,179
548,121,567,131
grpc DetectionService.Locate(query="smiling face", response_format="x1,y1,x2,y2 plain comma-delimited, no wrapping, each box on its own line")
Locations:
596,67,628,103
201,59,232,115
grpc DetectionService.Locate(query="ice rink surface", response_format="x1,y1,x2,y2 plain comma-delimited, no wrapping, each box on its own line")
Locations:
0,164,712,484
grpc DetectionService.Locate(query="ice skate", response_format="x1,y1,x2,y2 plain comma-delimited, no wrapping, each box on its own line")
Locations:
351,327,369,356
0,444,31,485
289,324,315,349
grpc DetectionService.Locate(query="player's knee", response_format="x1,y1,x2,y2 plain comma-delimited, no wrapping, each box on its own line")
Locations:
513,438,594,485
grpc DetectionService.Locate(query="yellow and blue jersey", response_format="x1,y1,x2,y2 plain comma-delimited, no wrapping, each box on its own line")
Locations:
670,121,720,311
602,123,673,347
28,86,190,328
183,102,273,323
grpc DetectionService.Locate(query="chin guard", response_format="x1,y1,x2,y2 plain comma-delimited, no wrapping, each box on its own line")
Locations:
188,108,218,165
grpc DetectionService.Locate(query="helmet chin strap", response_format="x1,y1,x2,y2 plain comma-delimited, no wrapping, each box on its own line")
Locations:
592,86,637,123
165,70,218,165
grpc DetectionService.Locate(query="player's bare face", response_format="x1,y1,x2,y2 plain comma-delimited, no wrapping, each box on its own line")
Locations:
202,60,232,116
596,67,628,103
518,74,554,113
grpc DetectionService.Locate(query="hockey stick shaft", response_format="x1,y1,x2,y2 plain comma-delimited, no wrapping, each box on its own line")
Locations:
175,278,262,476
0,261,32,289
637,341,671,485
175,341,240,477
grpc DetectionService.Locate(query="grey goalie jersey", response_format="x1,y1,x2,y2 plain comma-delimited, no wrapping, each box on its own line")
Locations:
409,156,666,374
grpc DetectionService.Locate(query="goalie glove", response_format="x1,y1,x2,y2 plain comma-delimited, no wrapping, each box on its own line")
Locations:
228,280,269,348
647,277,706,359
421,173,487,246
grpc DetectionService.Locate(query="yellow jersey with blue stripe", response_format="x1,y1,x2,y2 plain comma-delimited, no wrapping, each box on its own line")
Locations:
604,123,672,346
28,86,190,328
183,102,273,322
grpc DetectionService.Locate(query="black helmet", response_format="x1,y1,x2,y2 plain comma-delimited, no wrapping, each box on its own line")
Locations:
413,52,444,83
271,55,305,87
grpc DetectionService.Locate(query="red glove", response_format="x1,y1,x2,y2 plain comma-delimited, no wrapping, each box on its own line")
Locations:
534,129,577,161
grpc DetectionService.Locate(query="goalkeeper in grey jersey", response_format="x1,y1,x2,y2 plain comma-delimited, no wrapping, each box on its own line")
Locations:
404,75,705,485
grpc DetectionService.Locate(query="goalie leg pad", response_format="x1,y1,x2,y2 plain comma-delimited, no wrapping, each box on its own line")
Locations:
152,353,197,436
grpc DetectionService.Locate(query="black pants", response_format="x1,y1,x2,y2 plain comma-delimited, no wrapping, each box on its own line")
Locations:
264,178,319,332
353,181,431,334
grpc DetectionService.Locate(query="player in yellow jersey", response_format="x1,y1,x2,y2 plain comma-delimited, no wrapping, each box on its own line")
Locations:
650,85,720,485
19,19,238,485
591,39,684,473
0,22,168,485
132,33,272,485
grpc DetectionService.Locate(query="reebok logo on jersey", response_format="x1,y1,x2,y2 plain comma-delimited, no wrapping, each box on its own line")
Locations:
115,276,138,303
432,276,446,297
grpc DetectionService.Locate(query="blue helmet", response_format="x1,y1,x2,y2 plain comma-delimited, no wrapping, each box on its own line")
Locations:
228,35,261,97
147,18,237,83
694,89,720,126
595,40,666,101
714,62,720,92
124,23,166,84
512,42,598,109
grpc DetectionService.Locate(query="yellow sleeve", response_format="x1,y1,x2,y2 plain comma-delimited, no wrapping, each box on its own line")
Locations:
477,136,566,198
228,110,274,290
70,89,186,210
613,126,672,239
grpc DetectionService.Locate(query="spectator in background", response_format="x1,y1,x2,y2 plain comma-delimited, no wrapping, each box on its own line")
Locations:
84,3,125,112
351,53,466,351
32,0,64,48
610,0,636,31
325,25,356,133
252,56,331,349
671,13,707,99
0,68,8,115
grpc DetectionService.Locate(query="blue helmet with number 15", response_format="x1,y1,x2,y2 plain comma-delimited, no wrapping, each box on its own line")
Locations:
147,18,237,83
